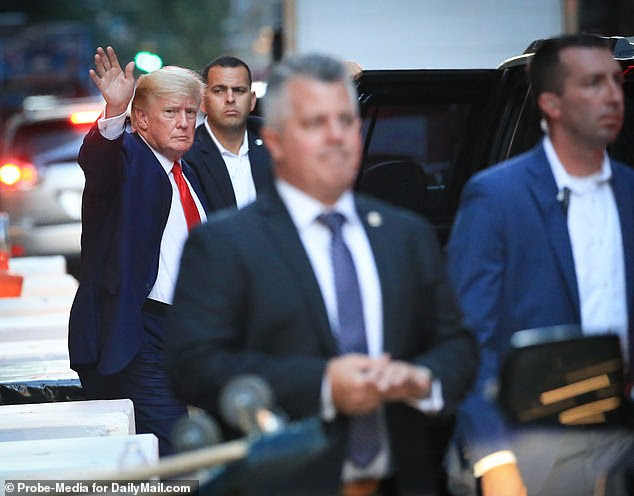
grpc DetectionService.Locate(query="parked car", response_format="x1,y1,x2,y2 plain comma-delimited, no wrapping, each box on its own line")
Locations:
354,36,634,245
0,95,102,273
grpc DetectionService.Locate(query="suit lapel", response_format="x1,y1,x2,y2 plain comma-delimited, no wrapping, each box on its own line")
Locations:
355,197,400,355
195,127,237,206
258,191,338,355
526,145,580,318
132,132,172,227
247,130,272,191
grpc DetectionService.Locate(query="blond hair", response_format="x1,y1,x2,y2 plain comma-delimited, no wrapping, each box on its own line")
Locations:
131,66,203,128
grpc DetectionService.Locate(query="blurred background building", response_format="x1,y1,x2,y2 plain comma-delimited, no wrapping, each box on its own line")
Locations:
0,0,633,131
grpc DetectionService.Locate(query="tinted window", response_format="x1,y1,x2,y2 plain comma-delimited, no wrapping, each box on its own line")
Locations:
356,70,501,244
359,103,470,220
10,120,90,161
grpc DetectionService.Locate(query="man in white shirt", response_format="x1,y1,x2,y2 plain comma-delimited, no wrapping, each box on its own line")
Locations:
184,56,272,212
447,34,634,496
68,46,207,456
166,53,477,495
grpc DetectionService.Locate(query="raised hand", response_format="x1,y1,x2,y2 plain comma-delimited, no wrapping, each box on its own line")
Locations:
89,46,136,118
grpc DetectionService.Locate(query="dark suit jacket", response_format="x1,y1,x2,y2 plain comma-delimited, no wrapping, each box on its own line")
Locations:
183,117,272,212
166,188,477,494
447,141,634,476
68,123,207,375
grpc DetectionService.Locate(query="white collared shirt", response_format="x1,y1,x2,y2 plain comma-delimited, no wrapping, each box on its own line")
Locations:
275,179,442,480
275,180,383,357
204,118,256,209
98,112,206,304
544,136,628,358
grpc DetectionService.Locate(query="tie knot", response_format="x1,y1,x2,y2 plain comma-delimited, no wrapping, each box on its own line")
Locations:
172,161,182,175
318,212,346,234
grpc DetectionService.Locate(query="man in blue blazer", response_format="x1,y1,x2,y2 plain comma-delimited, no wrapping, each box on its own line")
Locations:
447,34,634,495
68,46,207,456
166,54,478,495
184,56,272,212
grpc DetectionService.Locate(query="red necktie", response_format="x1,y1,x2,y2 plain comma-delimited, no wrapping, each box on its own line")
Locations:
172,161,201,231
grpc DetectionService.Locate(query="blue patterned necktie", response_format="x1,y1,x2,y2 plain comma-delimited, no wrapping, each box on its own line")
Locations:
318,211,381,468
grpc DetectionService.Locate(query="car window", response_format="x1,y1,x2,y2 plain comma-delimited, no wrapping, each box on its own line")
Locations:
356,70,501,245
359,102,470,219
9,120,90,161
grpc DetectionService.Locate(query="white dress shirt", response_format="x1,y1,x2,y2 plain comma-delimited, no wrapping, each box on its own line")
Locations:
98,112,206,304
204,118,257,209
544,136,628,357
275,179,442,481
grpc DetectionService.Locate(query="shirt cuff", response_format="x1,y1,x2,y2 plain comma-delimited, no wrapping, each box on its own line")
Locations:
473,450,518,478
98,111,126,140
406,378,444,412
321,373,337,421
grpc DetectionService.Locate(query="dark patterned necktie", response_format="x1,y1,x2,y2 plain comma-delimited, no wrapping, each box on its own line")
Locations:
318,211,381,468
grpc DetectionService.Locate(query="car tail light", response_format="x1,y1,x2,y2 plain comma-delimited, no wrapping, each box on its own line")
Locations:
0,159,38,190
69,109,102,125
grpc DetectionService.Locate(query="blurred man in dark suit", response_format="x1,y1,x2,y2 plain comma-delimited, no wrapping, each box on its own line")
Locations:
167,53,477,495
184,56,272,212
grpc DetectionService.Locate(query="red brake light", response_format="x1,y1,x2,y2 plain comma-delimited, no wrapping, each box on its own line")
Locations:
0,160,38,189
69,109,102,125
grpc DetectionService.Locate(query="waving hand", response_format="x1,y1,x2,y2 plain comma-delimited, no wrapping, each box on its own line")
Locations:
89,46,136,118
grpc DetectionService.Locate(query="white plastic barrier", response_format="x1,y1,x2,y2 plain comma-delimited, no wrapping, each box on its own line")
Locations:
0,399,135,442
0,433,158,480
0,313,68,341
19,273,78,297
0,294,75,316
9,256,67,276
0,338,69,365
0,358,77,382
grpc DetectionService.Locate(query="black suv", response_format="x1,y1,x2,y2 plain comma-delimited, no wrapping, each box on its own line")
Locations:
354,36,634,246
353,36,634,494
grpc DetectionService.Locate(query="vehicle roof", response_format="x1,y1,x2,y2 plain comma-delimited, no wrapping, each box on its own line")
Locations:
15,95,104,124
497,35,634,70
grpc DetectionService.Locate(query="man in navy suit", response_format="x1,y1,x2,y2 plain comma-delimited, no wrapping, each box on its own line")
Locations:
184,56,272,212
166,53,477,495
447,34,634,495
68,46,207,456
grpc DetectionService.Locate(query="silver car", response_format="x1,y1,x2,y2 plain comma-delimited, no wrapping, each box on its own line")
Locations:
0,95,103,261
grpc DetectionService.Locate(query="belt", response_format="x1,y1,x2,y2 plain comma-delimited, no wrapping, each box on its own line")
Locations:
142,298,171,317
340,479,381,496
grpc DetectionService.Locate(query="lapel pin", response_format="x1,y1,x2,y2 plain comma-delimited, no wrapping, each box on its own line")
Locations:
255,138,263,146
367,211,382,227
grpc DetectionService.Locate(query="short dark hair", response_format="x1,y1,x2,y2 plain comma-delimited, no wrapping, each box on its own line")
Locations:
201,55,252,86
529,34,612,97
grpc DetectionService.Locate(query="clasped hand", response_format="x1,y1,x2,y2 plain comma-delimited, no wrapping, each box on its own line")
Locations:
327,353,432,415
